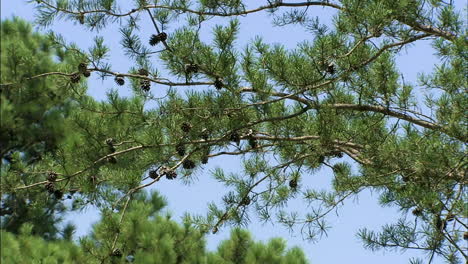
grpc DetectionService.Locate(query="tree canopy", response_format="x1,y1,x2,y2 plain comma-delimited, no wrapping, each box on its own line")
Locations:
1,1,467,263
0,17,81,239
1,191,308,263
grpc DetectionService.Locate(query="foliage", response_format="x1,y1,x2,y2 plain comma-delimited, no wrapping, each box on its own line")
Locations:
1,0,467,263
0,191,309,264
0,225,89,264
0,17,85,239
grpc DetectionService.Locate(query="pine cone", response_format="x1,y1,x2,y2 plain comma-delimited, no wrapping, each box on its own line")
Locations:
108,145,116,153
115,75,125,86
181,122,192,133
47,172,58,182
200,129,209,141
464,232,468,240
214,77,224,90
78,62,87,73
326,62,335,75
331,151,343,158
149,170,158,179
318,155,325,163
149,32,167,46
70,73,81,83
289,179,298,189
184,63,198,74
111,248,123,258
105,138,115,146
166,170,177,180
83,70,91,78
53,190,64,200
45,182,55,193
107,156,117,164
140,79,151,92
435,216,446,231
138,68,149,76
412,208,422,216
78,13,85,24
248,137,258,149
229,132,240,145
240,196,251,206
201,155,209,164
182,159,196,170
167,170,177,180
176,144,186,156
159,166,177,180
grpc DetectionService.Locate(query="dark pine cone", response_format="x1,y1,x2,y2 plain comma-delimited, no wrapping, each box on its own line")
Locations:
83,70,91,78
165,170,177,180
331,151,343,158
229,132,241,145
111,248,123,258
149,32,167,46
78,62,87,73
464,232,468,240
184,63,198,74
138,68,149,76
115,75,125,86
45,182,55,193
47,172,58,182
200,129,209,141
149,169,158,179
318,155,325,163
78,13,85,24
182,159,196,170
180,122,192,133
435,217,446,231
326,62,335,75
176,144,186,156
289,179,298,189
240,196,251,206
105,138,115,146
108,145,116,153
201,155,209,164
140,79,151,92
53,190,63,200
248,137,258,149
214,77,224,90
107,156,117,164
412,208,423,216
70,73,81,83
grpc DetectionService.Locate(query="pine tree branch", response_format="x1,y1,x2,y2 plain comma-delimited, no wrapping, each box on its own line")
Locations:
212,152,317,234
0,68,213,88
0,72,75,87
240,88,466,142
33,1,456,41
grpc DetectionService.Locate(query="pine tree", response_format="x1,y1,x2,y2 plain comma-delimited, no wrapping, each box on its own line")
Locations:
3,1,467,263
1,191,309,264
0,17,85,239
0,224,90,264
208,228,308,264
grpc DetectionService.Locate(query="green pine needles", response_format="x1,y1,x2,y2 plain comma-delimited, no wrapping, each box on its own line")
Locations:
1,0,467,263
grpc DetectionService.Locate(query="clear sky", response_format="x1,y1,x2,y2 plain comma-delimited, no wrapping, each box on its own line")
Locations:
2,1,461,263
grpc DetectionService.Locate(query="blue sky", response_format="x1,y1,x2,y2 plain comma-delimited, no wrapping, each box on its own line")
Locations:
2,1,461,263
